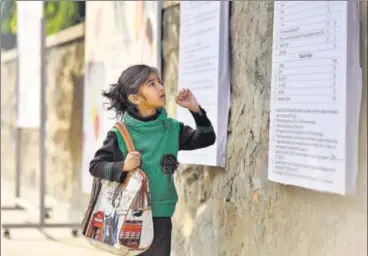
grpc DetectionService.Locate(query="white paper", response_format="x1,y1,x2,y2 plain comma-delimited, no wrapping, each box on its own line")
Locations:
268,1,361,195
345,0,361,194
177,1,230,167
16,1,43,128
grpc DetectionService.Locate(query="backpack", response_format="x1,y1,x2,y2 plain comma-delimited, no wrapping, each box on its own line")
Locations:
80,122,154,255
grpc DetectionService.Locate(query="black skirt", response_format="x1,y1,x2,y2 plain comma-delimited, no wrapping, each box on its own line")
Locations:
138,217,172,256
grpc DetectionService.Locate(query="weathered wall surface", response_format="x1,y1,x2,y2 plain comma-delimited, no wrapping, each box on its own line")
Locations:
163,2,367,256
1,58,18,184
1,29,85,203
1,2,367,256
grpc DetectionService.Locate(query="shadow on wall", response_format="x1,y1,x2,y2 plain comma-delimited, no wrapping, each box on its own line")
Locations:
68,72,89,220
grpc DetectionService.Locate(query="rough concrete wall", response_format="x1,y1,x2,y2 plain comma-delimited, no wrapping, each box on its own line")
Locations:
1,60,18,183
1,40,84,202
162,2,367,256
45,42,84,201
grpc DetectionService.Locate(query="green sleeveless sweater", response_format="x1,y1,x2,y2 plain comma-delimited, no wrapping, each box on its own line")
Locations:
112,108,180,217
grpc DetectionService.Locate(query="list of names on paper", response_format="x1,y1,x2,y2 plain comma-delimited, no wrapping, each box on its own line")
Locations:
268,1,349,193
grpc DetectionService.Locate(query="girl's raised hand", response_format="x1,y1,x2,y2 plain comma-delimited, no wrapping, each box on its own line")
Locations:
175,88,200,113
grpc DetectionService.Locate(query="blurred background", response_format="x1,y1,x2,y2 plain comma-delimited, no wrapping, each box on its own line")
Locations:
1,1,85,50
1,1,367,256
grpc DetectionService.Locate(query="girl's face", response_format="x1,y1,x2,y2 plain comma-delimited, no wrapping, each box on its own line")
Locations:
132,73,166,110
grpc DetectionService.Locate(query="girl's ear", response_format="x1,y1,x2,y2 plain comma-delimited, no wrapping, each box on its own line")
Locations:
128,94,140,105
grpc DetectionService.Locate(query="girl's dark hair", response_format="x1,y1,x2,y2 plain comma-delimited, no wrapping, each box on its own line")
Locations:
102,64,159,118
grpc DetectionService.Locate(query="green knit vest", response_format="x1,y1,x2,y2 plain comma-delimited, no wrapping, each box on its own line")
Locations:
111,108,180,217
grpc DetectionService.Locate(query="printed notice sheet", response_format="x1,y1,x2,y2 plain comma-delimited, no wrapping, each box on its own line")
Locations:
268,1,362,195
16,2,43,127
177,1,230,167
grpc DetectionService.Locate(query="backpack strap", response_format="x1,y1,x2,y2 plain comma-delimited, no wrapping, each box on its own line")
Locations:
114,122,135,152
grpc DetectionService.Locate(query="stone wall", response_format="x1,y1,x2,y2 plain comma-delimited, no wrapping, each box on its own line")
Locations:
162,2,367,256
1,58,18,183
1,25,85,203
1,2,367,256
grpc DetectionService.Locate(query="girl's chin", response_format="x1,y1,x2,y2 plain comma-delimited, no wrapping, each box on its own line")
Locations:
160,97,166,104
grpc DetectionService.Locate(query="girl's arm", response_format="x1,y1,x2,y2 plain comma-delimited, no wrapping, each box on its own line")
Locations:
89,131,127,183
179,106,216,150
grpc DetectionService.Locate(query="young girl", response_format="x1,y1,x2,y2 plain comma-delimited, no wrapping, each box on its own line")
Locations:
89,64,216,256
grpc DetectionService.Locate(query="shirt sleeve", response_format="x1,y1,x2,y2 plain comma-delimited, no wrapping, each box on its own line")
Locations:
89,131,127,183
179,106,216,151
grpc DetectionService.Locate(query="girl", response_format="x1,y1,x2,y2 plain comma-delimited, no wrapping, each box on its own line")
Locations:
89,64,216,256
